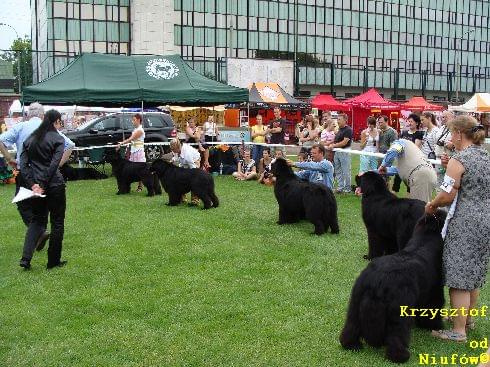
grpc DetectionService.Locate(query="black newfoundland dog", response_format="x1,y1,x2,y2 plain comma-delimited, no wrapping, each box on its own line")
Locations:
339,211,446,363
150,159,219,209
270,158,338,235
357,171,425,259
60,164,108,181
105,148,161,196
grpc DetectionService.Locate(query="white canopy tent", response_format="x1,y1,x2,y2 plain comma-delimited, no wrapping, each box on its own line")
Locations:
449,93,490,113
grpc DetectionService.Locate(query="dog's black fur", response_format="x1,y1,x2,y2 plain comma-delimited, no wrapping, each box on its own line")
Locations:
339,211,446,363
60,164,108,181
271,158,339,235
357,171,426,259
150,159,219,209
105,148,161,196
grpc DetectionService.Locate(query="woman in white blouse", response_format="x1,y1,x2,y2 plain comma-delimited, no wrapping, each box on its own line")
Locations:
203,115,219,142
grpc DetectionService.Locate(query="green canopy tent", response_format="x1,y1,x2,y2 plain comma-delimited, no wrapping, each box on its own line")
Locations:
23,53,249,106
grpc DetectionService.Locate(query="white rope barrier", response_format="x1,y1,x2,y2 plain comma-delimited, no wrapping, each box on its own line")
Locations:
5,141,442,166
335,148,442,166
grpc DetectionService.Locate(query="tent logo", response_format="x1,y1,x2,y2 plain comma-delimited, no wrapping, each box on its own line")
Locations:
146,58,179,80
260,86,280,101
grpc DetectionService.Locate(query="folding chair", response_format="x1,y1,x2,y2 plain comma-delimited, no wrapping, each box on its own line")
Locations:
86,147,106,175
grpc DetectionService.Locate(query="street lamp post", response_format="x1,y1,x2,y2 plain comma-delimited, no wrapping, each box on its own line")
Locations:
0,22,21,94
455,29,474,103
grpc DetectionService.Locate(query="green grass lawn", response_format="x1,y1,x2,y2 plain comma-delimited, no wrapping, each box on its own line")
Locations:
0,162,488,367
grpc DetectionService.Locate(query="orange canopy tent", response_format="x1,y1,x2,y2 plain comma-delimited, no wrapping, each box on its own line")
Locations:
400,96,444,111
311,93,351,111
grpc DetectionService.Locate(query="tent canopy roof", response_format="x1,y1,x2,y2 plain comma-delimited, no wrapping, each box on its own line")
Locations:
23,53,249,106
449,93,490,112
344,88,400,110
311,93,351,111
400,96,443,111
248,82,309,108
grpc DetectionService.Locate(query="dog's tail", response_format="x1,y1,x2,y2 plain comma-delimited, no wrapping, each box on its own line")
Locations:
210,190,219,208
323,188,339,234
359,296,386,347
208,176,219,207
153,172,162,195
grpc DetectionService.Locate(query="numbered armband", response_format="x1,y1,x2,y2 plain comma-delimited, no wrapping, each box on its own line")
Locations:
440,174,456,193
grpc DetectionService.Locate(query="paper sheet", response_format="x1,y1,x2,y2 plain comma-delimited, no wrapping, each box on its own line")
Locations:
12,187,46,203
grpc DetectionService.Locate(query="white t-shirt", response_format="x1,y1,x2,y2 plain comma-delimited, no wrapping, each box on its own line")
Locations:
421,126,440,158
203,121,217,137
173,143,201,168
130,125,145,153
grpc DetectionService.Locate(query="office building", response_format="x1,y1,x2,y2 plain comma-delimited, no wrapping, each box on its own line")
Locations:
31,0,490,101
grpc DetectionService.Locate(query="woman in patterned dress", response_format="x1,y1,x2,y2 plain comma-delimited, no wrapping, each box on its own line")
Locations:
425,115,490,342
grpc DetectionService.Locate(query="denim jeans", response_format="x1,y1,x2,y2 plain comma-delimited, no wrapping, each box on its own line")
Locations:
334,151,352,192
252,144,264,166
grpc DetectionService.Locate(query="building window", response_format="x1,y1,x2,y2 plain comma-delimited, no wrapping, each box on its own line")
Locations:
53,1,66,18
81,4,93,19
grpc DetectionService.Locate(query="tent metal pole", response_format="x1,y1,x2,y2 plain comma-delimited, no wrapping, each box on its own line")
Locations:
351,108,354,137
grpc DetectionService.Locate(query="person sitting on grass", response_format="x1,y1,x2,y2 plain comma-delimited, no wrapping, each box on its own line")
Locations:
287,143,334,190
232,149,257,181
274,148,285,159
258,147,273,185
297,151,308,163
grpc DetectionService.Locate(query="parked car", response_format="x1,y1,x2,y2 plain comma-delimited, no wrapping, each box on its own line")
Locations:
66,112,177,161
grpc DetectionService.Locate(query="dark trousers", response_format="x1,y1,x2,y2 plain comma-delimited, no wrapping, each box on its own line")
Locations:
15,173,37,226
22,185,66,265
392,174,410,193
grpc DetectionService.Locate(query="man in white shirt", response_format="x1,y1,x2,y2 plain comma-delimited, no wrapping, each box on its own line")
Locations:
169,138,201,205
169,138,201,168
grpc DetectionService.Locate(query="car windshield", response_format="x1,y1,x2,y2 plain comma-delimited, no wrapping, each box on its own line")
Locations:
76,117,99,131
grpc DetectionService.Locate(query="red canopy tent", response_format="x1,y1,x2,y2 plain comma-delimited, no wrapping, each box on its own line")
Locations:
400,96,444,112
311,93,351,111
344,88,400,139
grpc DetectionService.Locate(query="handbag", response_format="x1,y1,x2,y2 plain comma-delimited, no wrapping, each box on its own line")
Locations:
424,132,436,160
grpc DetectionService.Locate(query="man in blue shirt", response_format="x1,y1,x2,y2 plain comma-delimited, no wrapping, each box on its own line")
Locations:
0,103,75,250
288,143,334,189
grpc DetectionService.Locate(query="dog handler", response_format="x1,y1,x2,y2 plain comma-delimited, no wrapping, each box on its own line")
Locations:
118,113,145,191
378,138,436,203
169,138,201,204
425,115,490,342
0,103,74,260
19,110,69,269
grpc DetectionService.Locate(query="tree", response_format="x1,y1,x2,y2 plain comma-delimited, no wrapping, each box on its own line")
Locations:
1,38,32,93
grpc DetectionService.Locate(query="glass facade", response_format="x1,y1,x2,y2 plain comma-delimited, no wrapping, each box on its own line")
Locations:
174,0,490,99
32,0,130,83
31,0,490,99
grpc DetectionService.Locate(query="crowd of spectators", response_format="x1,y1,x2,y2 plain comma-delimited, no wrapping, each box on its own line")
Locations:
3,105,490,199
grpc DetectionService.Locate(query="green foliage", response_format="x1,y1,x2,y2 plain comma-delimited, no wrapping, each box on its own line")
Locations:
1,37,32,93
0,172,488,367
